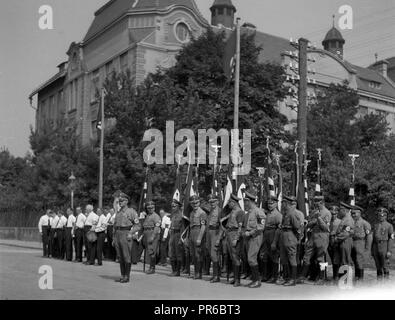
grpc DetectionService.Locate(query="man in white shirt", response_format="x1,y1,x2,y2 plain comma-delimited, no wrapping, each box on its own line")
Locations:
65,208,76,261
50,210,60,258
84,204,99,265
94,208,108,265
159,209,171,266
74,207,86,262
56,210,68,260
38,209,52,257
104,207,116,261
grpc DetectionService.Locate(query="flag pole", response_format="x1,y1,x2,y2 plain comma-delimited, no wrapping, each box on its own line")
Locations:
98,88,105,209
233,17,241,187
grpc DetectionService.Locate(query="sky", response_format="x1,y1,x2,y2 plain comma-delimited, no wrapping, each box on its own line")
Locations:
0,0,394,157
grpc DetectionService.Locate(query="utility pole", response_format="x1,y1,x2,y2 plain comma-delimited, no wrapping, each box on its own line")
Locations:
98,88,105,209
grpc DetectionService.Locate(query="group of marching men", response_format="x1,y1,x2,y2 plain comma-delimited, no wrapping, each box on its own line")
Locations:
38,190,394,287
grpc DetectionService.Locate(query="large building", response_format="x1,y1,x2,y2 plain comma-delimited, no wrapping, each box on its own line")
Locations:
29,0,395,146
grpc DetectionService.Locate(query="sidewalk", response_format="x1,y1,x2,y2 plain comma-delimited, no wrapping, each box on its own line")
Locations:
0,239,42,250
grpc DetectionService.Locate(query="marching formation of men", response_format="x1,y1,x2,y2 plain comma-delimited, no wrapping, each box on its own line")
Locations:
38,188,394,287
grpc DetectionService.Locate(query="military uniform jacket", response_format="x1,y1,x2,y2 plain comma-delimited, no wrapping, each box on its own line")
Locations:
226,207,244,230
208,206,221,228
353,218,371,240
281,209,302,236
243,206,266,236
372,221,394,243
308,207,331,234
264,209,282,231
190,207,207,229
143,212,161,233
170,209,183,232
114,207,140,234
335,213,354,241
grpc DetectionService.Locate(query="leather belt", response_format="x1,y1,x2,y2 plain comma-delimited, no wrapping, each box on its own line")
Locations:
376,240,387,243
209,226,219,230
227,227,238,231
144,227,155,231
115,226,132,231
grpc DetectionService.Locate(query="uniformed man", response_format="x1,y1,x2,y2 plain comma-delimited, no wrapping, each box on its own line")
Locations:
351,205,372,281
56,210,68,260
38,209,53,258
201,203,212,276
371,207,394,281
204,194,221,283
219,194,244,287
168,199,183,277
84,205,99,265
188,195,207,280
333,202,355,279
260,196,282,283
74,207,86,262
298,195,331,285
327,205,341,280
113,192,140,283
242,191,266,288
142,201,161,275
65,208,76,261
278,195,303,286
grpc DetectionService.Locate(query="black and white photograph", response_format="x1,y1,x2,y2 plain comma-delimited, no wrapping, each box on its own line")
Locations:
1,0,395,305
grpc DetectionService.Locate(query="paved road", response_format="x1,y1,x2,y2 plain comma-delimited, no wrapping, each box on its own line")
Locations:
1,242,394,300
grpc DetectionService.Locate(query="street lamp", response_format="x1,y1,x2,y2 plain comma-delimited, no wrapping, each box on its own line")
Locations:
68,172,76,209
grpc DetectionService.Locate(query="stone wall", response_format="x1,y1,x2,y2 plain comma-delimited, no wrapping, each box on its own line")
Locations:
0,228,41,242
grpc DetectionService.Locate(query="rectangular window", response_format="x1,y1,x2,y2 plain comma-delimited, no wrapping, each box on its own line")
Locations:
120,52,128,71
217,8,224,15
91,69,100,102
106,61,114,77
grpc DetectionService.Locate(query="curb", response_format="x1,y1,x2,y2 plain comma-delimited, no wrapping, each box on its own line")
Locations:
0,242,41,250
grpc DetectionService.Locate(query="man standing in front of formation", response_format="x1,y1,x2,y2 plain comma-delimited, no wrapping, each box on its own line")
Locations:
206,194,221,283
113,192,140,283
168,199,184,277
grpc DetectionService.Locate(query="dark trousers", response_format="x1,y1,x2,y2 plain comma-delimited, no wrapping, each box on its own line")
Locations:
57,229,65,259
96,231,106,264
65,227,73,261
84,226,91,260
131,239,144,264
49,229,57,257
87,240,97,264
75,228,84,261
41,226,50,257
106,226,116,261
159,234,169,264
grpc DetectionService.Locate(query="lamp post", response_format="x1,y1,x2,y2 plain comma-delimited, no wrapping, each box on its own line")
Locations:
68,172,76,209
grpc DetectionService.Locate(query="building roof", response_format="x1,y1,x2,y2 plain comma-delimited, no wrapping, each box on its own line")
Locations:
387,56,395,69
29,69,67,99
322,26,345,44
253,30,295,64
83,0,205,42
344,62,395,99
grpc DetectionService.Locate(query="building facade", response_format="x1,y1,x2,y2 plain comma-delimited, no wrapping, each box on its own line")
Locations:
30,0,395,144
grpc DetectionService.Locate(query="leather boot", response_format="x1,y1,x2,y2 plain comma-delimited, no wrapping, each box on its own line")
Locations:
267,262,279,283
169,260,177,276
261,262,269,282
146,257,156,274
175,260,181,276
204,257,211,276
332,264,339,282
122,263,131,283
383,269,390,280
249,266,261,288
211,262,220,283
359,269,364,281
193,262,200,279
297,264,310,284
284,266,297,286
233,265,241,287
116,262,126,282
